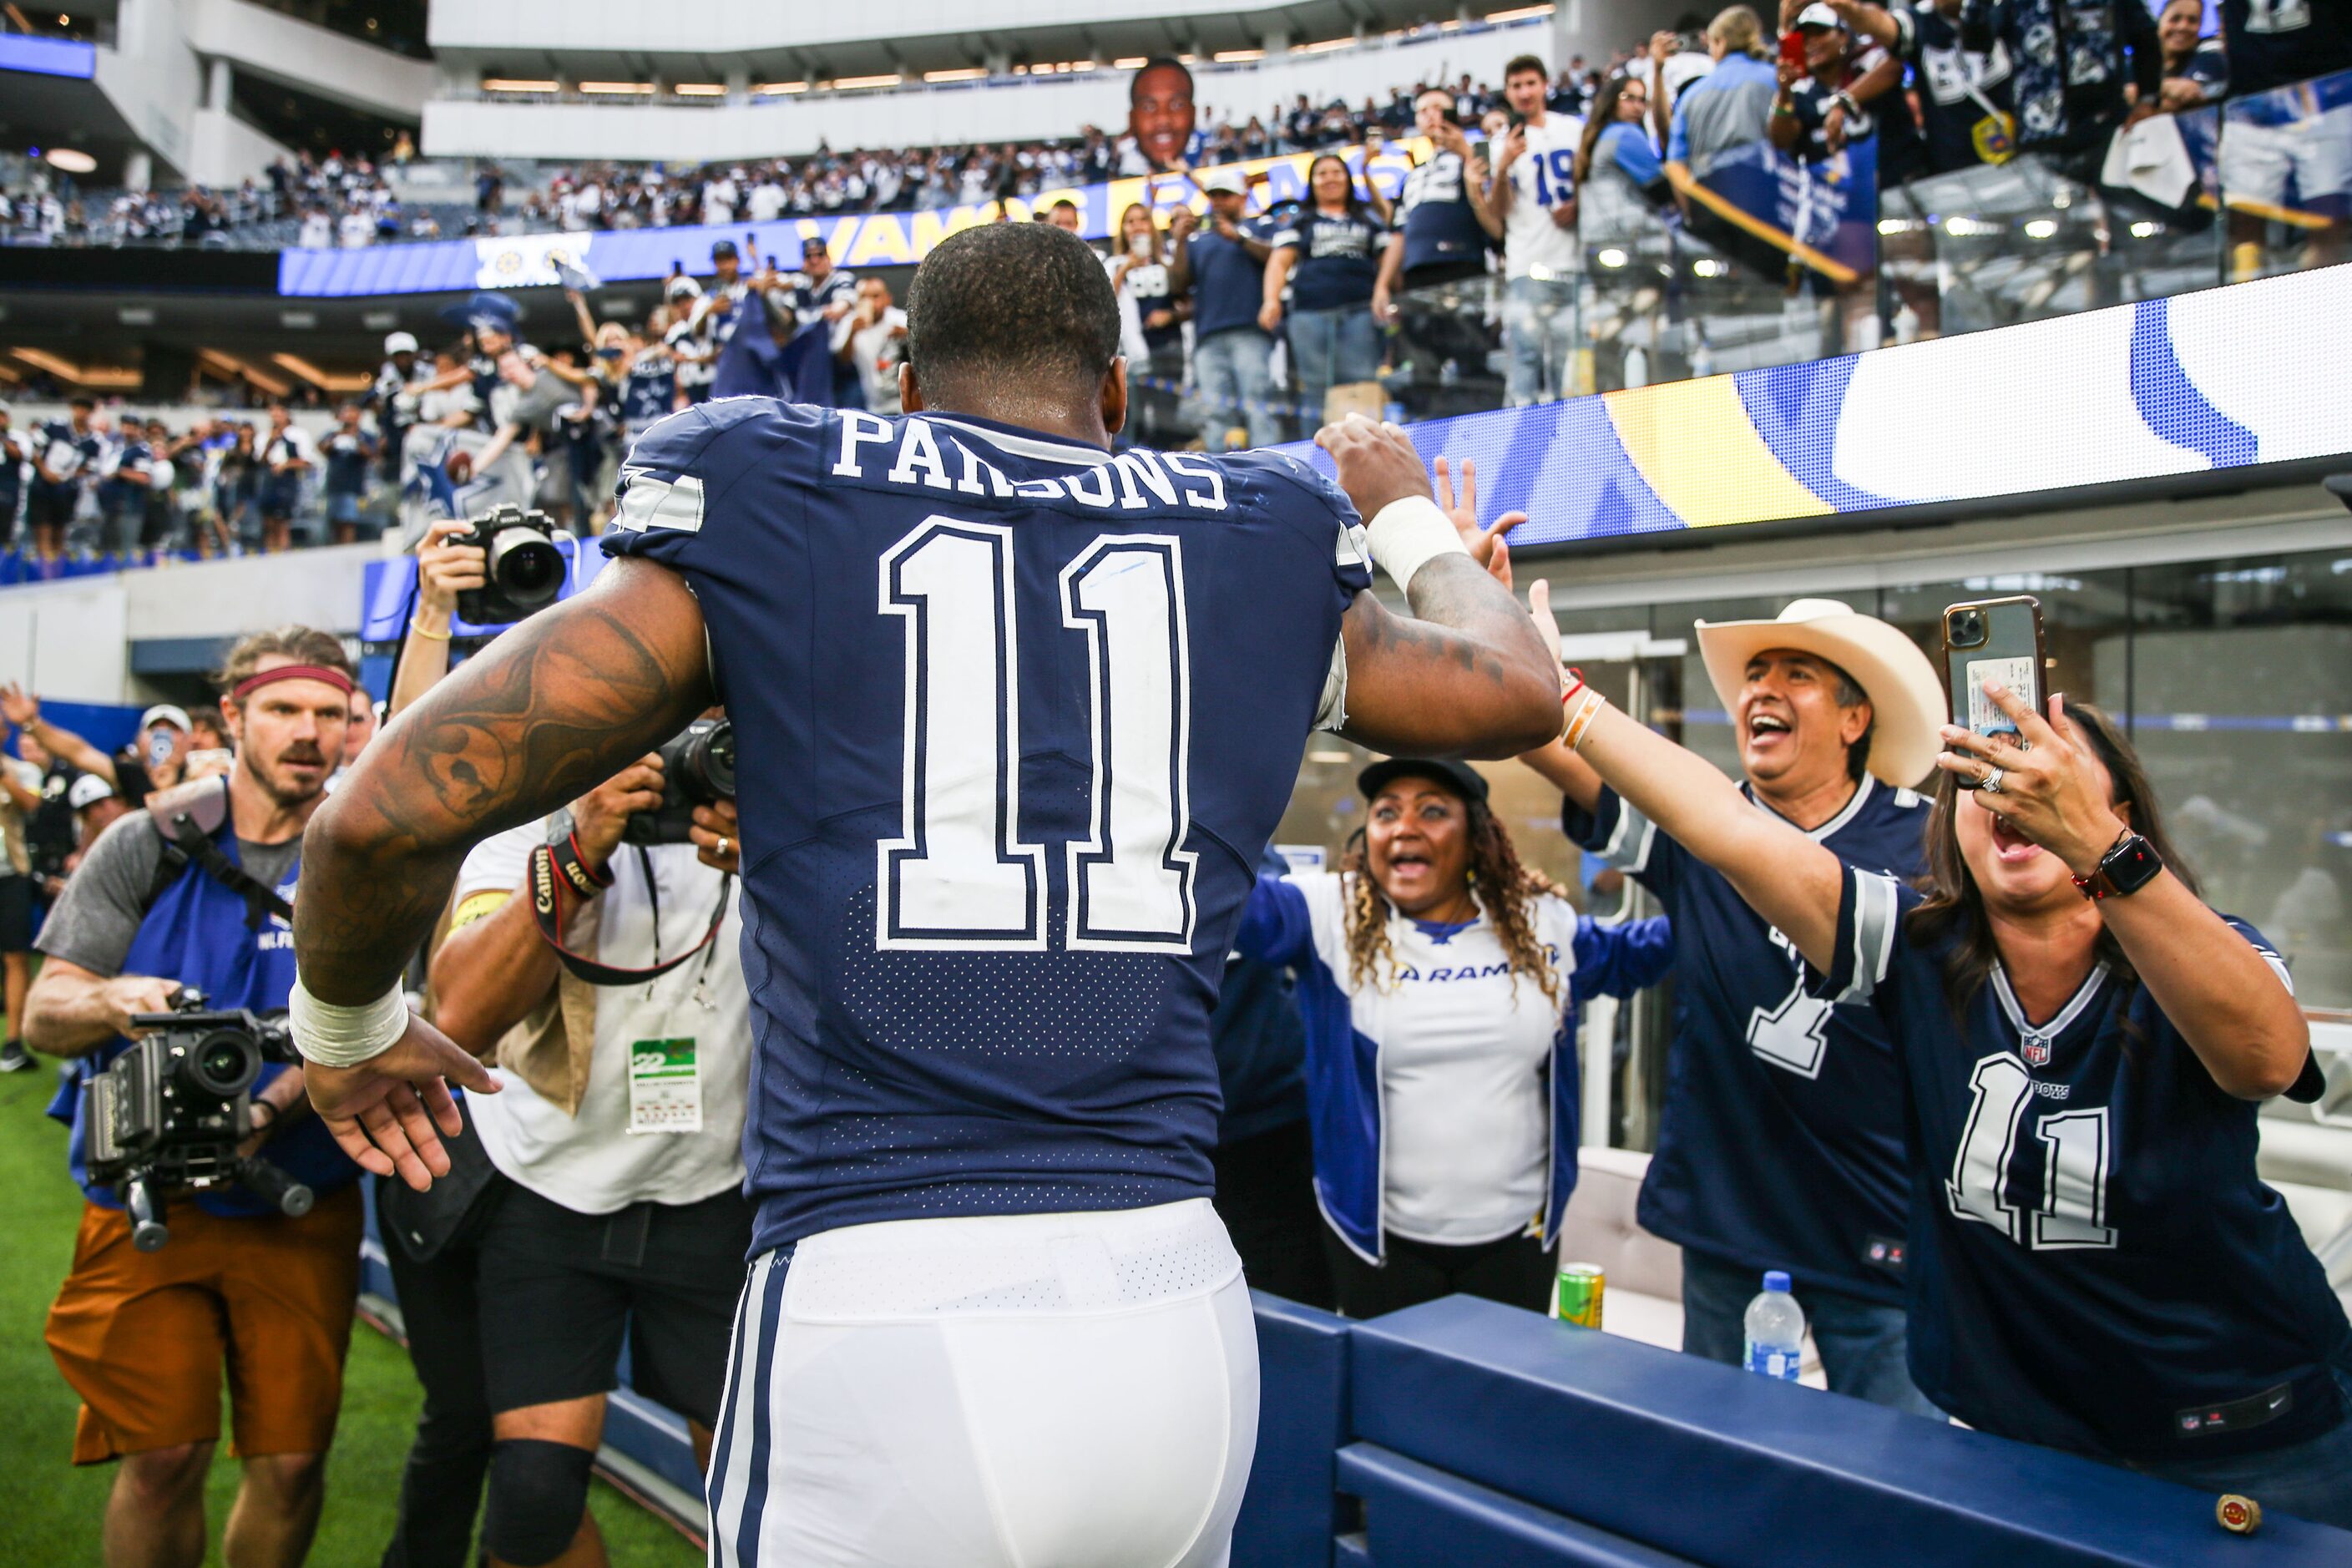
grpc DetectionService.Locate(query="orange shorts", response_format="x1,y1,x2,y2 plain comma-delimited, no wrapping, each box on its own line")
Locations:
44,1184,362,1464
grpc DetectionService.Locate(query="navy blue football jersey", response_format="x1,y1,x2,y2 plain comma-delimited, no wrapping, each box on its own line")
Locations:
2222,0,2352,99
1821,867,2350,1460
620,350,679,434
1569,777,1926,1302
604,400,1372,1253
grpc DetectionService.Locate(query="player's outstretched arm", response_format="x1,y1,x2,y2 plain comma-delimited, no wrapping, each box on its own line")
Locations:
1320,418,1563,758
294,557,716,1186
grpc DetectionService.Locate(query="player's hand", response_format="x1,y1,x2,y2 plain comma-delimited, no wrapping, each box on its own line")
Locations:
0,681,37,727
1431,453,1525,575
1167,207,1198,240
1936,687,2127,878
415,517,488,615
571,755,665,871
1318,413,1429,523
304,1013,497,1191
690,798,741,875
104,974,184,1037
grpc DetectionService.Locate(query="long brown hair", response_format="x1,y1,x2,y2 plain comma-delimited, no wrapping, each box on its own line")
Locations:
1338,793,1567,1005
1905,701,2198,1020
1573,74,1641,187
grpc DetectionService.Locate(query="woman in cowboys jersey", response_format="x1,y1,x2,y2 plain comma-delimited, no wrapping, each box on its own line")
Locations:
1542,630,2352,1528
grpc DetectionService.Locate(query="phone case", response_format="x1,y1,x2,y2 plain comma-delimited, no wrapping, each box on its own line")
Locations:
1941,596,2046,741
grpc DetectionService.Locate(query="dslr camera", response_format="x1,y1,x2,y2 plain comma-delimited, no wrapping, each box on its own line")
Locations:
83,993,314,1251
454,504,566,626
625,718,736,846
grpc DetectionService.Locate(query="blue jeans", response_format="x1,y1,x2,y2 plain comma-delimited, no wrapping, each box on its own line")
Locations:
1191,328,1279,453
1680,1246,1942,1418
1286,305,1381,427
1504,274,1580,407
2127,1365,2352,1532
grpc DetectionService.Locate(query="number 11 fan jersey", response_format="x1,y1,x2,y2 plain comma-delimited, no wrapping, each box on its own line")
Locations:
604,399,1372,1255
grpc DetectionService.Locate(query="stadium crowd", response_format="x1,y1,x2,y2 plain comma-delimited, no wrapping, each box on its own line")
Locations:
7,0,2345,584
0,50,2349,1547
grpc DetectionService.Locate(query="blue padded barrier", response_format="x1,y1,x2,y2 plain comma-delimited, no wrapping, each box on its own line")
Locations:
1339,1444,1699,1567
1237,1292,1355,1568
1349,1296,2350,1566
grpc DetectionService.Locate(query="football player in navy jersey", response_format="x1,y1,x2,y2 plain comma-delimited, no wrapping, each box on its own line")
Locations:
1525,598,1945,1414
1541,591,2352,1528
288,220,1563,1566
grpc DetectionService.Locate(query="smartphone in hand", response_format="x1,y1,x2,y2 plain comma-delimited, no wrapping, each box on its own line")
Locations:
1940,595,2047,780
1780,30,1808,67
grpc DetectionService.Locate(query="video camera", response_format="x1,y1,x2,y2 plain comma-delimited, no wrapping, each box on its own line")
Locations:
83,993,314,1252
453,504,566,626
625,718,736,846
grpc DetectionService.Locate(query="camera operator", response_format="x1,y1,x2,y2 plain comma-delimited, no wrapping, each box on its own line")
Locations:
414,730,749,1568
23,628,362,1568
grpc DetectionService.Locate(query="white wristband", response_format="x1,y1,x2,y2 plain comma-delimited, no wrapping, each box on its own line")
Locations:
288,978,409,1068
1366,494,1469,594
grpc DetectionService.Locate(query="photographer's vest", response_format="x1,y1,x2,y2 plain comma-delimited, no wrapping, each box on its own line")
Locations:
47,779,360,1216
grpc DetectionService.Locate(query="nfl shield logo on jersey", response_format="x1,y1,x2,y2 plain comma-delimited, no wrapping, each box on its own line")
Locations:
2021,1032,2051,1068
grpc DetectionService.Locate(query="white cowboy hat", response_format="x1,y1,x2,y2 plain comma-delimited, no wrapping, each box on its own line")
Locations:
1694,598,1944,787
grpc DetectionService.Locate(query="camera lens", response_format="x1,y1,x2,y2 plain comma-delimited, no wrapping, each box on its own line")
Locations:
182,1029,262,1098
676,720,736,802
488,528,564,609
1950,609,1985,648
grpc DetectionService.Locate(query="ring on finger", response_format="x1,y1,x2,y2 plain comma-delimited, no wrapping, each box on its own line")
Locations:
716,836,731,859
1981,766,2006,795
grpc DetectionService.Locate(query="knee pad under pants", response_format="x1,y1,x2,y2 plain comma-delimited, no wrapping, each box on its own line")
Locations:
482,1438,594,1566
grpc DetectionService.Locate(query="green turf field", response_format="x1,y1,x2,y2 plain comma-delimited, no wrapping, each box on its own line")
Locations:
0,1062,701,1566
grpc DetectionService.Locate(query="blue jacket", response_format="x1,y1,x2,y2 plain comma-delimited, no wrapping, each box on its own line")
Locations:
1237,871,1673,1262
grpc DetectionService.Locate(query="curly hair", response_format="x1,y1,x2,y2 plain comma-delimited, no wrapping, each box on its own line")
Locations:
1338,797,1568,1004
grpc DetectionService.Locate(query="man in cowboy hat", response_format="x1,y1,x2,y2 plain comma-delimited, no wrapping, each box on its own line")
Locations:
1522,597,1945,1412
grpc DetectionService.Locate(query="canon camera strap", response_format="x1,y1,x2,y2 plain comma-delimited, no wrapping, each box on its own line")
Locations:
527,833,732,988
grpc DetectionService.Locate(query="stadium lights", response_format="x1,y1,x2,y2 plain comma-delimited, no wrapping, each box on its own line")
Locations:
1596,248,1628,268
1114,56,1148,68
272,352,372,393
2025,219,2058,239
579,81,655,94
829,73,903,90
199,348,291,397
1692,258,1724,277
43,146,96,174
482,78,559,93
13,347,139,389
925,67,987,82
675,83,726,95
755,81,810,94
1215,49,1266,62
1297,38,1354,52
1486,4,1557,21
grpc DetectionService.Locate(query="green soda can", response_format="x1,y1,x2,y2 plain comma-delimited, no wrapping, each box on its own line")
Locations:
1553,1262,1605,1328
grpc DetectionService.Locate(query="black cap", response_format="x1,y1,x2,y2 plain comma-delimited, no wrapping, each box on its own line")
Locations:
1357,756,1490,807
802,235,830,255
711,239,739,260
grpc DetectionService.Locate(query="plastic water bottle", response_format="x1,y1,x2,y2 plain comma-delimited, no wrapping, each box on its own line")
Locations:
1743,1271,1805,1381
1622,344,1649,390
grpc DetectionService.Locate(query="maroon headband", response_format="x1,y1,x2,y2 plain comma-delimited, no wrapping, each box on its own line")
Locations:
231,664,355,702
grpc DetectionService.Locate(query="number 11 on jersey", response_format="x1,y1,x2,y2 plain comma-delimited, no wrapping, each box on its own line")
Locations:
878,517,1196,953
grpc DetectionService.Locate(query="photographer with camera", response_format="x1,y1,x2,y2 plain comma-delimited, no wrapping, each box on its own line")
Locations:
412,716,746,1568
23,628,362,1568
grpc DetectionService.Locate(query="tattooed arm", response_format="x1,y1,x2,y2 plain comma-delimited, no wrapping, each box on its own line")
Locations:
294,557,715,1186
1319,420,1563,758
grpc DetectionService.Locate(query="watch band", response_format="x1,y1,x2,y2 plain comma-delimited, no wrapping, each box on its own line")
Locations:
2074,830,2162,901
